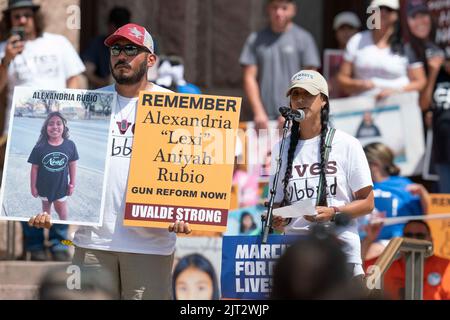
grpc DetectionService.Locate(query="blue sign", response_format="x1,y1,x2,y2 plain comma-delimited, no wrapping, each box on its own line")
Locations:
221,235,303,300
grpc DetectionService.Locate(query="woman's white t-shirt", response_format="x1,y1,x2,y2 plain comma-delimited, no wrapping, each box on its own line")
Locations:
344,31,422,97
269,129,373,264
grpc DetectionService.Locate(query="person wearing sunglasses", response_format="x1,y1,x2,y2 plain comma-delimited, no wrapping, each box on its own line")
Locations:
364,220,450,300
28,23,192,300
0,0,86,262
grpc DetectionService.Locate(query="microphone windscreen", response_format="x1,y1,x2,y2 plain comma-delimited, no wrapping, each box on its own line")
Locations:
279,106,291,116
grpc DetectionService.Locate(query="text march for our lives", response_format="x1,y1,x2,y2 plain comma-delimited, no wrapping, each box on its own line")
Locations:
221,235,303,299
124,92,241,232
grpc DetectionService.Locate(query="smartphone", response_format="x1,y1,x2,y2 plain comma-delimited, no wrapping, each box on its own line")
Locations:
10,26,25,41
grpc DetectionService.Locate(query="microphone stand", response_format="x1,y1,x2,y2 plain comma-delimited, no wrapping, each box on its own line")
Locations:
261,114,294,244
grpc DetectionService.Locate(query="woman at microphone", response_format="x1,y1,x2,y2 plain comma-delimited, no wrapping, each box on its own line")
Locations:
270,70,374,278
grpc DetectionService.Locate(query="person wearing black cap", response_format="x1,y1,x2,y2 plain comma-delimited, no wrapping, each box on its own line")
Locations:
0,0,86,262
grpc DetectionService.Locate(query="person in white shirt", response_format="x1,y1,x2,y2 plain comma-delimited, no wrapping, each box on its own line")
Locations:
28,23,191,300
270,70,374,277
0,0,85,134
0,0,86,262
337,0,426,100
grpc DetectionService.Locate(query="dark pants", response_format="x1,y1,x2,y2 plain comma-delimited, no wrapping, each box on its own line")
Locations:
436,164,450,193
21,222,68,252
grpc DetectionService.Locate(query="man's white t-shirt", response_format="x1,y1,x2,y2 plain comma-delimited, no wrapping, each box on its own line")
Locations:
344,31,422,97
73,83,177,255
269,129,373,264
0,32,86,133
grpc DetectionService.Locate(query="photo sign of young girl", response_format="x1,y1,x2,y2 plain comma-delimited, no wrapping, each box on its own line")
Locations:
0,87,115,226
124,92,241,232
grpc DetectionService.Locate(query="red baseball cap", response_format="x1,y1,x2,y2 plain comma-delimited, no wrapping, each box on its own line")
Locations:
104,23,154,53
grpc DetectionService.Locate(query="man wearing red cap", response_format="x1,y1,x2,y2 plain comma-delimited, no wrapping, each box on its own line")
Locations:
29,23,192,300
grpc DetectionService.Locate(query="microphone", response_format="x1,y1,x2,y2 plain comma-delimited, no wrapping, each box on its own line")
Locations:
278,107,305,122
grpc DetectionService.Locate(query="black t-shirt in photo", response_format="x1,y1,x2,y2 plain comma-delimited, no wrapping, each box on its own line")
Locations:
28,139,79,202
432,68,450,164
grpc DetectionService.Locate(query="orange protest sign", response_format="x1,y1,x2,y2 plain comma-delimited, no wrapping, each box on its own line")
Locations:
123,92,241,232
428,194,450,259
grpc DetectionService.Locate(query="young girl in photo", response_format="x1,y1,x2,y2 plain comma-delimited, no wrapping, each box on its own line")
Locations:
28,112,79,221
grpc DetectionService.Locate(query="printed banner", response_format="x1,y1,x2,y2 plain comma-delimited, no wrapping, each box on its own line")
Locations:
173,237,223,300
330,92,425,176
124,92,241,232
0,87,115,226
224,205,265,236
221,235,302,300
428,194,450,259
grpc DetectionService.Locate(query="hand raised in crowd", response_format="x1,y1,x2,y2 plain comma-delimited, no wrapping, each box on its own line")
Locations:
168,220,192,234
28,212,52,229
304,206,335,223
2,35,25,66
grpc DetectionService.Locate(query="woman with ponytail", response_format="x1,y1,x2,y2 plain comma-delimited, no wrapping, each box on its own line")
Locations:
269,70,374,277
363,143,429,239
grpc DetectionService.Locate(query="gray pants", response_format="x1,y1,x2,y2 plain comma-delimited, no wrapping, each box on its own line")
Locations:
72,246,174,300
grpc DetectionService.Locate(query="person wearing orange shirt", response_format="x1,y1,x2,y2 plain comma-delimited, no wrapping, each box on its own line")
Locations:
364,220,450,300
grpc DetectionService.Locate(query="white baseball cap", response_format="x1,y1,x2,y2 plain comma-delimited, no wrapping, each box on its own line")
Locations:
286,70,329,98
369,0,400,10
333,11,361,30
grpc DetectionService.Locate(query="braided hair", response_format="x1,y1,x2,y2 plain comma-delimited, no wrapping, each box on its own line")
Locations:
282,120,300,206
318,95,330,206
282,94,330,207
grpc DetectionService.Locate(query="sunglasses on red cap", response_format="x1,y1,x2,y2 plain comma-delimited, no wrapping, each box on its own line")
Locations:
110,44,149,57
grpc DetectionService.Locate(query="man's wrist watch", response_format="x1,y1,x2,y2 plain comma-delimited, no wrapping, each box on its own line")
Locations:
330,206,339,222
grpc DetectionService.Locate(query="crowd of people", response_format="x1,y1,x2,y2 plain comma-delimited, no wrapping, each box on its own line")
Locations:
0,0,449,300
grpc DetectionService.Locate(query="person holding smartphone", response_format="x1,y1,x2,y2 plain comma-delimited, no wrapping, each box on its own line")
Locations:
0,0,86,262
404,0,444,112
0,0,86,133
